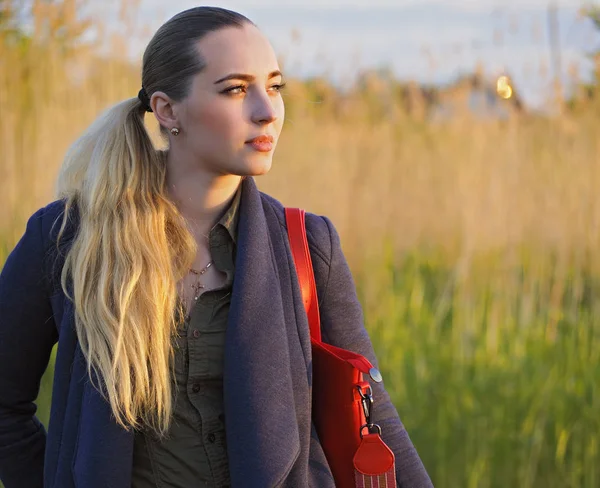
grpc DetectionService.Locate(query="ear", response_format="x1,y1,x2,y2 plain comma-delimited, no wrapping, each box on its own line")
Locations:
150,91,179,130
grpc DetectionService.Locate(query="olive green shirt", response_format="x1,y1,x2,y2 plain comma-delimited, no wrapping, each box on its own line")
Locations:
131,186,241,488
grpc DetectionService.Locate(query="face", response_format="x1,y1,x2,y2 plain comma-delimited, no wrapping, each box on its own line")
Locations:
169,23,285,177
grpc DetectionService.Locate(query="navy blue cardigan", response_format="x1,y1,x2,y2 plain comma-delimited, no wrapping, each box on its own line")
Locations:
0,177,433,488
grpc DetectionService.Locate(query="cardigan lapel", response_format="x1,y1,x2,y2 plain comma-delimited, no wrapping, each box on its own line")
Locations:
223,177,305,487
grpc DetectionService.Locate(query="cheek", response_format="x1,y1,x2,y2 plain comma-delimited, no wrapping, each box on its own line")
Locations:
191,103,242,145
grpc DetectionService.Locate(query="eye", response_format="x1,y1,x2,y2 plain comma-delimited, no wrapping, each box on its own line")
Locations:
269,82,287,93
222,85,247,95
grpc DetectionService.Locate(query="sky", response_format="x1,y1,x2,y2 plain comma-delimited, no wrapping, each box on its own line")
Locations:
93,0,598,109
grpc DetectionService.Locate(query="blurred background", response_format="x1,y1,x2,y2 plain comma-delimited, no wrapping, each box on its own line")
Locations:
1,0,599,487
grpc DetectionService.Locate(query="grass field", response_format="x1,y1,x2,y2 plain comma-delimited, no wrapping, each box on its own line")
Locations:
1,2,599,487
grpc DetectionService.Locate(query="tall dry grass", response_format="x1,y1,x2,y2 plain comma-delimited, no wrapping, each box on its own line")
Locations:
1,2,599,487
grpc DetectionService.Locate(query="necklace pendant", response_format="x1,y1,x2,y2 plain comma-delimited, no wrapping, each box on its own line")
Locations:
191,282,205,299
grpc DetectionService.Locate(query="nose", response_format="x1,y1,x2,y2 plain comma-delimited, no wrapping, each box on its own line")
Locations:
250,93,278,125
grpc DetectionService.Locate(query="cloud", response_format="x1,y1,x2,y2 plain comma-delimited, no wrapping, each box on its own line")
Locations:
424,0,587,13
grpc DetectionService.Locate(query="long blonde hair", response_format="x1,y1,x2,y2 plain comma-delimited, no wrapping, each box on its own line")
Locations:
54,7,252,437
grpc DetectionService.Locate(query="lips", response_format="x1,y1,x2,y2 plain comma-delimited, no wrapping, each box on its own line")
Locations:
245,134,274,153
246,135,274,144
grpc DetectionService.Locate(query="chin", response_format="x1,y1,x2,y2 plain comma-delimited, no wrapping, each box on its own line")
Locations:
239,156,273,176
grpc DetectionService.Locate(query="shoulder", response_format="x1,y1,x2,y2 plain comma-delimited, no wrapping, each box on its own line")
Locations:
259,191,333,266
17,199,63,247
32,198,78,249
4,200,72,293
19,199,79,285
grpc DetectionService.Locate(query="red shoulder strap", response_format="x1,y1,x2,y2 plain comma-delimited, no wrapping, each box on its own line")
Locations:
284,208,322,342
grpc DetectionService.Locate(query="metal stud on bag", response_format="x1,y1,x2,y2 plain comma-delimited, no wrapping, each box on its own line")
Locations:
369,367,383,383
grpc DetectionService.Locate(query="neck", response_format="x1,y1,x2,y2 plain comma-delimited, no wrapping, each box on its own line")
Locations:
164,150,242,241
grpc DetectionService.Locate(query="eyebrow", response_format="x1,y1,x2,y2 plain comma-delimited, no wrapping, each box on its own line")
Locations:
213,70,283,84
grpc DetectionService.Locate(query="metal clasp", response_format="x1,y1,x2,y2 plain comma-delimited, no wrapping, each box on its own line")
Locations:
356,384,373,425
357,384,382,438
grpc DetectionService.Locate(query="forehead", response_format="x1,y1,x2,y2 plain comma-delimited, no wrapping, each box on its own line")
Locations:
195,24,280,78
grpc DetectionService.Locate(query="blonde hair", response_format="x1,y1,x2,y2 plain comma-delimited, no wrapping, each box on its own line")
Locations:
55,98,195,436
54,7,252,437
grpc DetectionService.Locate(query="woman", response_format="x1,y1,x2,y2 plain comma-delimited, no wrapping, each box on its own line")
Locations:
0,6,432,488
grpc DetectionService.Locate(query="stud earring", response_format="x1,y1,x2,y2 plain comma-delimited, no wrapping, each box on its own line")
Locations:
170,127,180,136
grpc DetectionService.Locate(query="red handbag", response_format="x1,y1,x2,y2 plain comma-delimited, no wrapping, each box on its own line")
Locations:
285,208,397,488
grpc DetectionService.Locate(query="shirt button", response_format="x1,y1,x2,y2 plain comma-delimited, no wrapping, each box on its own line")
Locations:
192,383,201,393
208,433,216,443
192,329,200,338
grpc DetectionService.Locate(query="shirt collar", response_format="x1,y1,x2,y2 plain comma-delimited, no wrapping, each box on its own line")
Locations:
215,182,242,244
